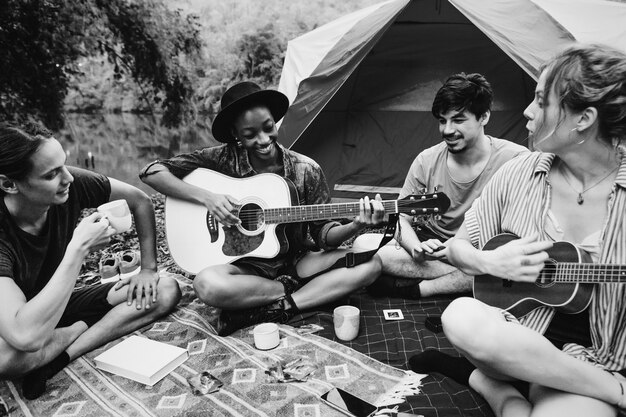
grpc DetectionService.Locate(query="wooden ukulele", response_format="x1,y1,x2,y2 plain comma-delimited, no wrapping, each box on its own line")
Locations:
473,233,625,317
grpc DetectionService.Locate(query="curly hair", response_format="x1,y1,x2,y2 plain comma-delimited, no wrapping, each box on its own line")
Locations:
542,43,626,146
431,72,493,120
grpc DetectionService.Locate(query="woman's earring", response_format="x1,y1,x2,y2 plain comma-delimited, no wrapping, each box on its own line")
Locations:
235,138,243,148
571,127,586,145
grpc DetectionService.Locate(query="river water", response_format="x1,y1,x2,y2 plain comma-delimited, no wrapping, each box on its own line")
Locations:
56,113,218,194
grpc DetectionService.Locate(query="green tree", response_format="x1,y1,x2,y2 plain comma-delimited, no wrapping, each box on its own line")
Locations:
190,0,382,119
0,0,202,129
234,24,284,86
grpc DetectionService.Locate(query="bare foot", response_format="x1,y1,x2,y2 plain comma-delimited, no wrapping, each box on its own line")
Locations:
469,369,531,417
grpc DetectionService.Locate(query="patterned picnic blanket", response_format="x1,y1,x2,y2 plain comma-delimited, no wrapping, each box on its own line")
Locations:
0,273,424,417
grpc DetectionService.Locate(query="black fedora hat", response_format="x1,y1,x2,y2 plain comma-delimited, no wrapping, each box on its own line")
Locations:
211,81,289,143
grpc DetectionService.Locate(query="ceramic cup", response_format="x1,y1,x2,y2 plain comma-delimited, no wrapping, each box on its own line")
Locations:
97,199,132,234
253,322,280,350
333,305,360,341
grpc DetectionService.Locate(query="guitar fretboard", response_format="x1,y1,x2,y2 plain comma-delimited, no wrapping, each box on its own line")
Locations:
263,200,398,223
554,263,626,283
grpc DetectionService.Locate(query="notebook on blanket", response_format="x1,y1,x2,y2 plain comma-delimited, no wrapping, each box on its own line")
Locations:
94,335,189,386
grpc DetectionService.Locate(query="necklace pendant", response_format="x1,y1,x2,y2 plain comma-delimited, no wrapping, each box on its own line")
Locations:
577,193,584,205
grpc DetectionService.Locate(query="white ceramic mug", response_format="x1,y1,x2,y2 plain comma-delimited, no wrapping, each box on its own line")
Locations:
333,305,360,341
97,199,132,233
253,323,280,350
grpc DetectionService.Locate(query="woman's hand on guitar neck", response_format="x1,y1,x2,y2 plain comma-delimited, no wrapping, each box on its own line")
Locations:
329,195,386,246
353,194,386,230
482,234,553,282
202,190,241,227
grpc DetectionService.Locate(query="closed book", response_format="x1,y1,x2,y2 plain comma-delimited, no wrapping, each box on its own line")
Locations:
94,335,189,386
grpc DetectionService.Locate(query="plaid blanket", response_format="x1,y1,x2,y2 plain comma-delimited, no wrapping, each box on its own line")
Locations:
289,287,495,417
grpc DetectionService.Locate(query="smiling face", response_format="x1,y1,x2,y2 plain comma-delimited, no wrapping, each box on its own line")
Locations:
437,108,488,154
232,105,280,164
14,138,74,206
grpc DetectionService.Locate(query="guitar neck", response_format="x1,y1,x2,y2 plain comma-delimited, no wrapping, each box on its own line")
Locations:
555,263,626,283
263,200,399,224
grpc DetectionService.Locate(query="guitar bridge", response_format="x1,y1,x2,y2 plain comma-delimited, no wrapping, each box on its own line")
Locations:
206,213,219,243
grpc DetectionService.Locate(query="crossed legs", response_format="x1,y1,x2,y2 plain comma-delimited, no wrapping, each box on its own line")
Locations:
1,276,181,398
442,297,621,417
352,233,472,296
193,249,381,311
65,275,181,361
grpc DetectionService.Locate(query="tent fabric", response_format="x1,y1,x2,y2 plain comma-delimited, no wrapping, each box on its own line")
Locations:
450,0,626,77
278,0,405,104
529,0,626,47
278,0,626,191
448,0,575,78
278,0,409,144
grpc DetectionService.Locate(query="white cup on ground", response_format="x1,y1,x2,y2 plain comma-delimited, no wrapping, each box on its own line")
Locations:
333,305,360,341
97,199,132,233
253,323,280,350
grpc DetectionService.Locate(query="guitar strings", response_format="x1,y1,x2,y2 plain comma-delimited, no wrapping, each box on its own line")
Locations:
229,205,626,283
547,264,626,282
232,199,442,222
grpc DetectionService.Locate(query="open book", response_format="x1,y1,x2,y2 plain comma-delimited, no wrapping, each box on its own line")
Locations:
94,335,189,386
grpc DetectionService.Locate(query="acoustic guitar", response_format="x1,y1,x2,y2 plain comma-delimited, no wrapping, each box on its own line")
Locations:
473,233,625,317
165,168,450,274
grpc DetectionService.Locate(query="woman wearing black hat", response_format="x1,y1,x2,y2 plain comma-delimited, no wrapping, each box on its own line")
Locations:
141,81,385,335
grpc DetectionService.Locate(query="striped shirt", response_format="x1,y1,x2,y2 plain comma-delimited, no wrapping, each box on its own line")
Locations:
465,151,626,371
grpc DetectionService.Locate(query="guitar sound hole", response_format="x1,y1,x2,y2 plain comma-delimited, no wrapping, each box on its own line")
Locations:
239,203,264,232
536,260,557,287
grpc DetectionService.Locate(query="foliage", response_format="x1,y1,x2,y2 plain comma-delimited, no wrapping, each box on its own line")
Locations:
0,0,202,129
0,0,380,132
234,24,285,86
190,0,382,123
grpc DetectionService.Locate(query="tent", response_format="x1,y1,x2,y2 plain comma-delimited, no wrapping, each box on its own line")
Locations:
277,0,626,192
